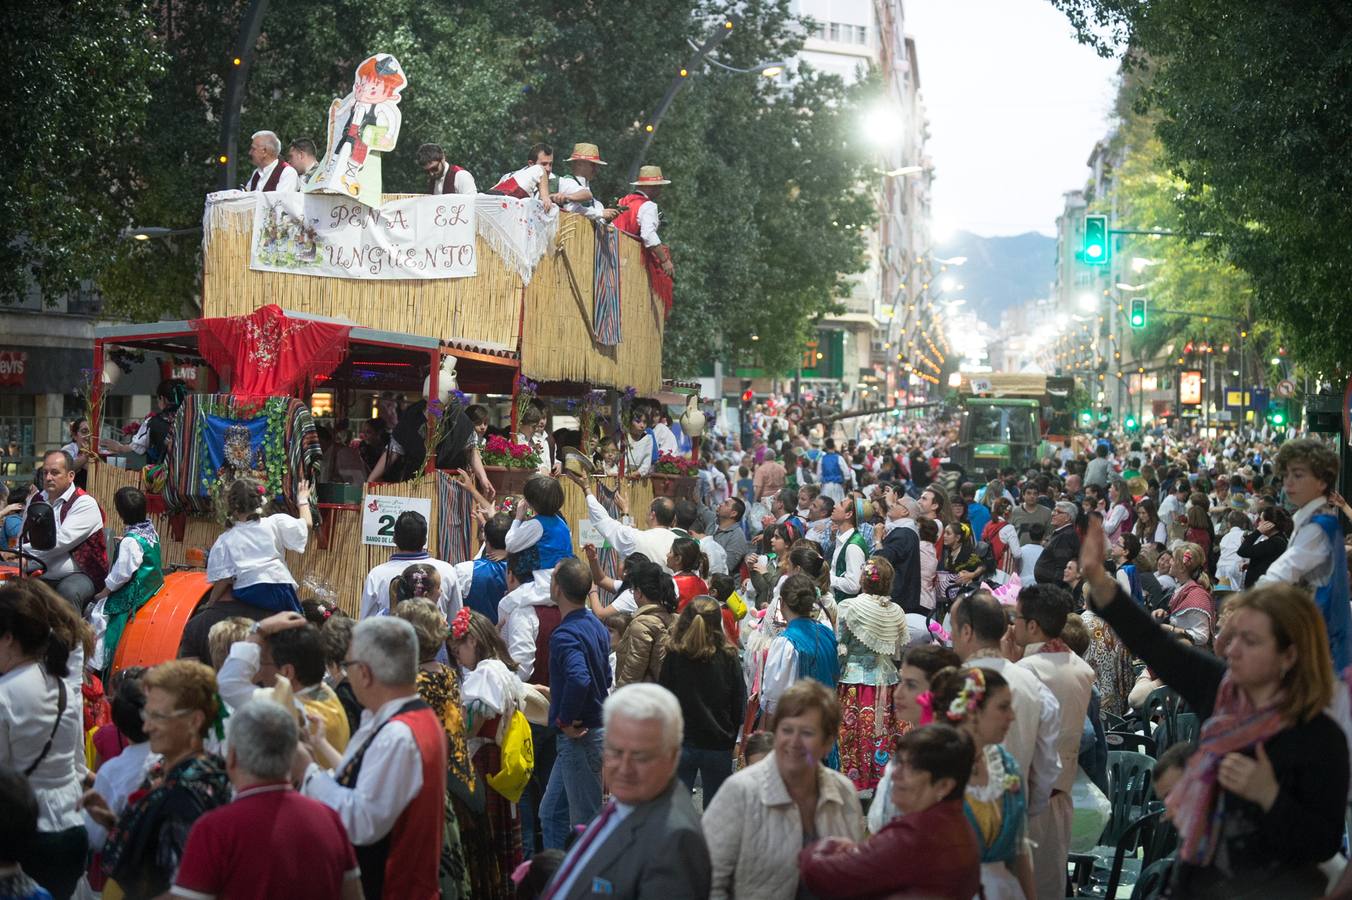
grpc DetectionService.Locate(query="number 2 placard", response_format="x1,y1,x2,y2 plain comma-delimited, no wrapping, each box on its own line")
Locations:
361,494,434,547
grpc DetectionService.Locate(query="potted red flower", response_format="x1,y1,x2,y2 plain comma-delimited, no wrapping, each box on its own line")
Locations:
481,434,543,496
649,451,698,499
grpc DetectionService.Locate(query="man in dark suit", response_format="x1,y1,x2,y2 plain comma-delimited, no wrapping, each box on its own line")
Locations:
542,684,711,899
1034,501,1081,588
872,487,922,612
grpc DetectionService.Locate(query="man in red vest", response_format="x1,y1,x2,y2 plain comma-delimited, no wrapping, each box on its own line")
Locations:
22,449,107,611
245,130,298,191
490,142,556,212
296,617,446,900
416,142,477,195
612,165,675,314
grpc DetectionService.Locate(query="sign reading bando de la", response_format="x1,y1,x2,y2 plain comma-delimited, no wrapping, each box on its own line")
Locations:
250,192,477,280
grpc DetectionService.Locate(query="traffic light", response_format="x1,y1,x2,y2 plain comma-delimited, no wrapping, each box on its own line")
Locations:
1129,297,1147,329
1268,401,1288,427
1124,414,1138,430
1078,409,1093,425
1083,215,1109,265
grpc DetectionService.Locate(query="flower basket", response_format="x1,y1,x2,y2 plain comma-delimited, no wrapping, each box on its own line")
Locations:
481,465,532,497
648,473,698,500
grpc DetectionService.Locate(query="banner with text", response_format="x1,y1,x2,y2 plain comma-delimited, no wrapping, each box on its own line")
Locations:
250,192,477,280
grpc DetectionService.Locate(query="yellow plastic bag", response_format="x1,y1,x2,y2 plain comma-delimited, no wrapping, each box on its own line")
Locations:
726,590,748,621
485,710,534,803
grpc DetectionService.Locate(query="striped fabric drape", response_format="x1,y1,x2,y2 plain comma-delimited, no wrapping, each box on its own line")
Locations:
435,471,476,563
592,221,622,346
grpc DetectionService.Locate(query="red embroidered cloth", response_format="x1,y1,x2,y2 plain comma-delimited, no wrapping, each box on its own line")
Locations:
192,305,351,397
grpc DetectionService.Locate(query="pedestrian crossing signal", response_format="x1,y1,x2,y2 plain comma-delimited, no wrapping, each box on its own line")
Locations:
1129,298,1147,329
1084,215,1109,265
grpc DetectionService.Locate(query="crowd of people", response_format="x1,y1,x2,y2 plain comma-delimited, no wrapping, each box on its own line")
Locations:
2,399,1351,900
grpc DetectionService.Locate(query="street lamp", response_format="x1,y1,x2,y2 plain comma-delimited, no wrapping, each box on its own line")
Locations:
932,255,967,266
875,165,925,178
628,18,784,182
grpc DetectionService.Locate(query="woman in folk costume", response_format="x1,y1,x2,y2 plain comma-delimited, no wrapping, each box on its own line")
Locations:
451,609,529,900
88,487,163,678
744,544,830,706
761,574,840,715
834,557,908,797
928,665,1035,900
611,166,675,315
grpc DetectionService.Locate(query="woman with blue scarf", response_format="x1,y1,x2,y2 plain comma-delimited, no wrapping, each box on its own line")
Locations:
929,665,1033,900
760,573,840,767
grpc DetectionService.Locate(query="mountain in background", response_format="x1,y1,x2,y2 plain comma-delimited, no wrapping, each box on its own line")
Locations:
934,230,1056,324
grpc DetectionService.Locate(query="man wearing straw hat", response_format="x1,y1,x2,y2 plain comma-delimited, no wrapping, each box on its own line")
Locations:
612,165,675,314
552,142,619,222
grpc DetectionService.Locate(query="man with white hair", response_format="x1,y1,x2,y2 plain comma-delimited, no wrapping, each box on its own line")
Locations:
295,617,445,900
172,701,362,899
542,684,711,899
1034,500,1081,589
245,130,299,191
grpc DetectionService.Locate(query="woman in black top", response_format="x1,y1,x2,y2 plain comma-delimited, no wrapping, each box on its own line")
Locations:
1079,523,1346,899
657,595,745,803
1237,505,1293,589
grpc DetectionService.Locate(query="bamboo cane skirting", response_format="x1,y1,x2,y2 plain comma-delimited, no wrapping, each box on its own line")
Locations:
90,463,657,617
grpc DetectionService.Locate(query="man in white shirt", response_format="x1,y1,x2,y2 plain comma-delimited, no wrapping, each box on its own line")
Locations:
552,142,618,222
578,478,678,572
672,499,728,576
285,137,321,187
1013,583,1096,900
951,591,1061,816
827,499,868,602
359,511,462,620
490,142,556,211
245,130,299,192
295,617,445,900
21,449,107,610
416,142,476,195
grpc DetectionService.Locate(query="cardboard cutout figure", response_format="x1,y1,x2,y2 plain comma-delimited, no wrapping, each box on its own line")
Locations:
307,53,407,209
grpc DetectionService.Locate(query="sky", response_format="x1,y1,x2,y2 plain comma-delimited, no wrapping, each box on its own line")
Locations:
902,0,1120,240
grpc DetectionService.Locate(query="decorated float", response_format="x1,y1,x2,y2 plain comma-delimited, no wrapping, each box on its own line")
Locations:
78,68,707,667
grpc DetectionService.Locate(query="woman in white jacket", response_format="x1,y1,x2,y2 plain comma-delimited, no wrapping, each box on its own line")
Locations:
702,680,864,900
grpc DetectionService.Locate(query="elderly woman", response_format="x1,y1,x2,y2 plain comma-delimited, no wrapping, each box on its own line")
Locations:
89,659,231,898
0,580,92,900
702,680,865,900
1082,523,1348,899
798,724,981,900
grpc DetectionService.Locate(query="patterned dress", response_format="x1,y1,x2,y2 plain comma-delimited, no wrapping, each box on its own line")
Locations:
1081,609,1136,719
460,660,526,900
834,593,908,796
416,666,475,900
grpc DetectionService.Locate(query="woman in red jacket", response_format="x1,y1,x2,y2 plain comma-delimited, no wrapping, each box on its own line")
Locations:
799,724,981,900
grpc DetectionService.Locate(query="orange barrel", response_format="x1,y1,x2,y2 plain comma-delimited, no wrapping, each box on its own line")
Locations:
110,570,212,675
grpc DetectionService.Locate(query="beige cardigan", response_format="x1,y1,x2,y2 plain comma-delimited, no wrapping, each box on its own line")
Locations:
702,751,865,899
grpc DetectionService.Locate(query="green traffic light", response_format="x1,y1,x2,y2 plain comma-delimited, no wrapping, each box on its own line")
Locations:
1271,412,1286,426
1083,215,1109,265
1130,313,1144,327
1125,416,1137,429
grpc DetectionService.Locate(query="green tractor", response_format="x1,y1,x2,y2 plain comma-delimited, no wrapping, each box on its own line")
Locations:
949,397,1042,475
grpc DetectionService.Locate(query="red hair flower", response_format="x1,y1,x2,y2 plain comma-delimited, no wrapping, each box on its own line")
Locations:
450,608,472,640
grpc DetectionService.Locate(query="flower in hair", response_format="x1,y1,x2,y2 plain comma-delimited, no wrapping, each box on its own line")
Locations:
916,690,936,726
450,607,472,640
945,668,987,722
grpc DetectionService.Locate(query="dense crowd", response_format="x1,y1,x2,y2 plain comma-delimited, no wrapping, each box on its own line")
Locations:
1,403,1350,900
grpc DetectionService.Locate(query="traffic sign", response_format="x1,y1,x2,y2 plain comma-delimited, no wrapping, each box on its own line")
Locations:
1276,379,1295,399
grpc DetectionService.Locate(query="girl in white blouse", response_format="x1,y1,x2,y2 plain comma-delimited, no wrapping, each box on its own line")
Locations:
205,476,312,614
0,579,93,899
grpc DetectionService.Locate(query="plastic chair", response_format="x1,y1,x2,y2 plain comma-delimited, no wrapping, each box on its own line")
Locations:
1076,810,1165,898
1101,751,1156,847
1167,713,1200,748
1105,730,1157,757
1129,857,1175,900
1139,686,1185,742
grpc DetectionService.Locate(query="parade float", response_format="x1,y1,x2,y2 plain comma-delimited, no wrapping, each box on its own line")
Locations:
79,55,697,666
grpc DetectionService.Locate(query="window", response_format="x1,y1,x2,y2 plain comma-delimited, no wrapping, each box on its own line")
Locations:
829,22,841,41
855,25,869,45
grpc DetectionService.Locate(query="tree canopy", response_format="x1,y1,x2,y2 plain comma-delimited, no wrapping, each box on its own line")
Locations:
1048,0,1352,378
5,0,877,378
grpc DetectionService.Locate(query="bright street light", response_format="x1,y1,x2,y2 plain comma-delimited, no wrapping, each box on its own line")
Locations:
933,255,967,266
1077,292,1098,312
941,277,956,291
1115,282,1149,292
1131,257,1162,273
